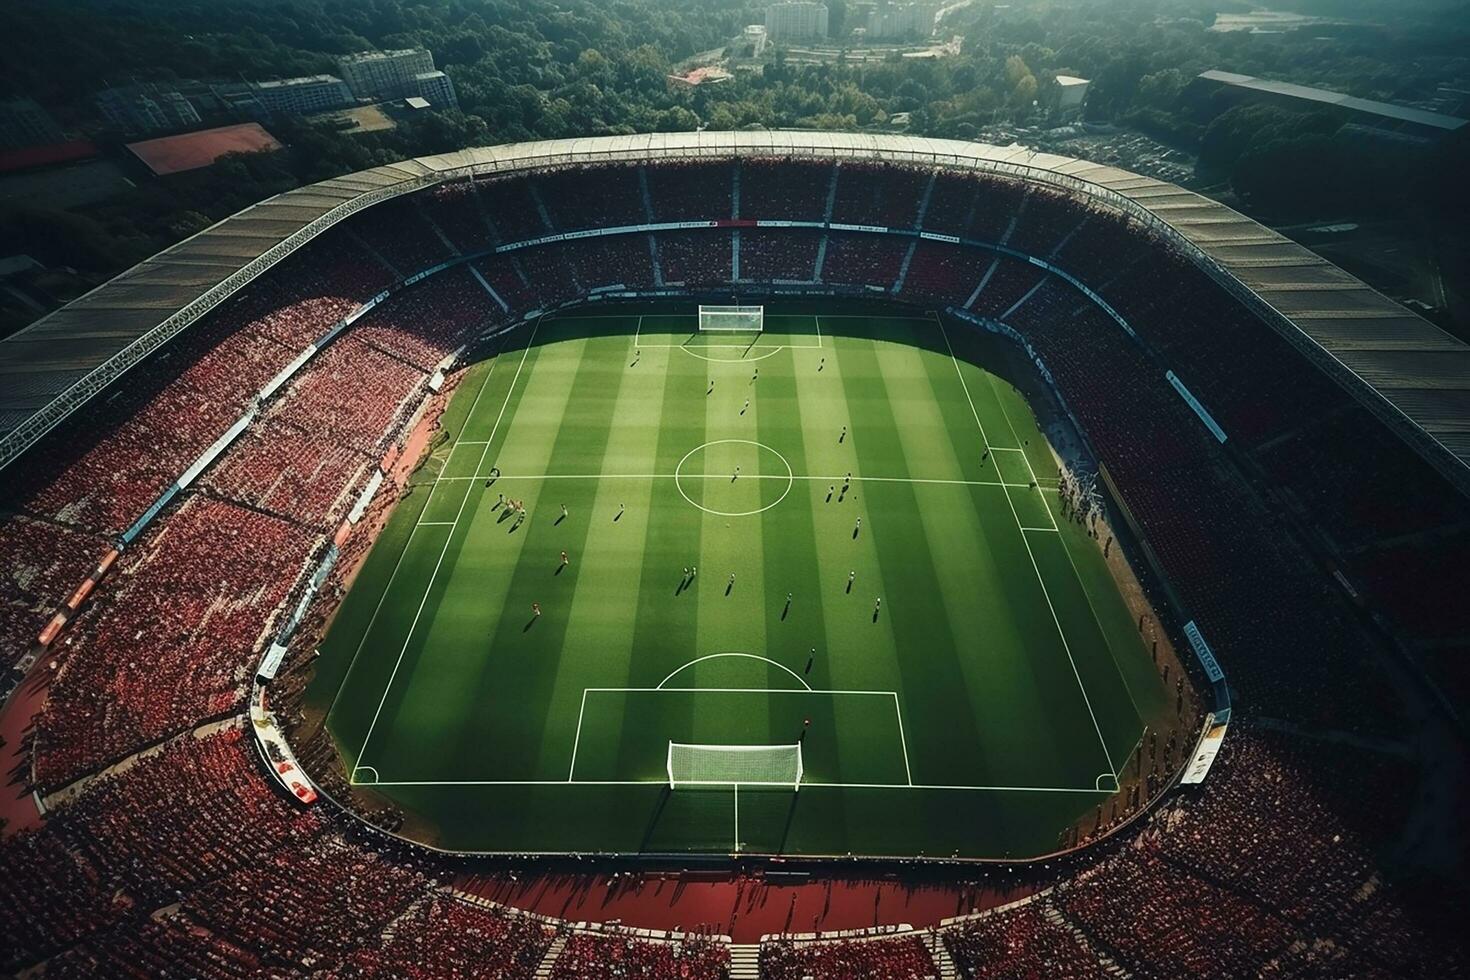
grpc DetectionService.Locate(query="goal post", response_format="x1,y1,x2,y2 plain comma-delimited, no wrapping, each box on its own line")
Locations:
667,741,803,790
698,304,764,333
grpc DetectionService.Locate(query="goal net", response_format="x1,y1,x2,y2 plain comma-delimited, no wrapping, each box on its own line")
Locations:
698,305,764,333
667,742,803,789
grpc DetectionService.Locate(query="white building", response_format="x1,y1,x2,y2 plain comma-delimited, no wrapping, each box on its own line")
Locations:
412,71,459,110
866,2,937,40
743,24,769,58
338,49,437,100
1056,75,1091,113
96,85,201,135
249,75,354,115
765,2,829,41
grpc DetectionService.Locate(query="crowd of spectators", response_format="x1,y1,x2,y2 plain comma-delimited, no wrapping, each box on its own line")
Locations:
830,162,929,229
739,159,834,221
739,229,822,283
549,931,730,980
33,497,317,786
418,182,495,256
820,233,908,289
0,514,108,668
331,894,555,979
761,933,936,980
943,901,1103,979
3,155,1467,978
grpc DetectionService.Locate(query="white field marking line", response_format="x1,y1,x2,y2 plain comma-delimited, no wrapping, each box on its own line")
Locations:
329,350,505,727
354,765,380,785
567,688,590,781
583,687,897,695
633,314,642,347
981,348,1147,727
441,473,1043,490
353,318,542,777
892,692,914,786
364,779,1114,793
417,521,457,526
734,784,740,853
656,652,813,691
1019,526,1060,533
933,312,1117,778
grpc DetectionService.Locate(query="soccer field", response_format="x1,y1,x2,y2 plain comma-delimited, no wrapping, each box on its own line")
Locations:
307,306,1169,859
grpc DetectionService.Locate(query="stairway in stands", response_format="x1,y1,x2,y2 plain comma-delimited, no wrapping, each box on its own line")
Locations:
533,933,569,979
728,942,760,979
922,930,960,980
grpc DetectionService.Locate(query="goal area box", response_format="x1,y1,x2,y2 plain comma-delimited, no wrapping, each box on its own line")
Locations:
698,305,764,332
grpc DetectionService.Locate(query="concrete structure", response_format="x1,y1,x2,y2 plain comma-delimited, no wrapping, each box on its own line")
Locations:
0,97,64,150
96,84,202,136
411,70,459,109
1197,70,1468,140
742,25,769,58
248,75,354,116
765,2,829,41
3,131,1468,496
667,66,735,88
866,2,938,40
1056,75,1090,113
338,48,436,101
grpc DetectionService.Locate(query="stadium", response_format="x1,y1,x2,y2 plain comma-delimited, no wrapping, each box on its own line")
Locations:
1,131,1466,977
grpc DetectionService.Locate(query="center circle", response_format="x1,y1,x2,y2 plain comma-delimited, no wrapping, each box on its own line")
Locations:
674,439,794,517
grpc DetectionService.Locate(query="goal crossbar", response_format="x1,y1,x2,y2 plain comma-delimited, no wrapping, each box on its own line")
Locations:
698,304,764,333
667,741,802,790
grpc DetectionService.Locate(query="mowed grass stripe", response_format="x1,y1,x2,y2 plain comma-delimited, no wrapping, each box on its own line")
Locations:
754,344,831,763
445,335,625,781
794,334,911,798
874,334,1079,785
362,331,550,778
923,319,1122,783
834,335,989,785
536,337,675,777
615,332,708,779
359,329,550,778
324,336,526,769
693,349,770,750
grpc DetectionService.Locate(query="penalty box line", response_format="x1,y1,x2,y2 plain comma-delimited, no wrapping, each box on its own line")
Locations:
566,687,913,787
932,311,1116,785
350,319,542,784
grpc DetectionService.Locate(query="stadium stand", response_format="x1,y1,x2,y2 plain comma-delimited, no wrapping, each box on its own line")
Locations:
1,147,1467,979
760,932,936,980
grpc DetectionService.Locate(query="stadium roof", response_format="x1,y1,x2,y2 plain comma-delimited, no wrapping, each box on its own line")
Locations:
1198,69,1469,133
2,131,1467,491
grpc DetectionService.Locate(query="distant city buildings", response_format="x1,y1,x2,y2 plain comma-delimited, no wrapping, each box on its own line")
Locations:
765,2,830,41
865,2,938,40
0,97,64,150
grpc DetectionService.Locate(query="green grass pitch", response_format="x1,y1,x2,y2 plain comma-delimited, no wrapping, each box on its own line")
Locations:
306,306,1170,859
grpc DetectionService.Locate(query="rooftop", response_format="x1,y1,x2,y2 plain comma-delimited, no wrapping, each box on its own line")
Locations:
1199,69,1468,132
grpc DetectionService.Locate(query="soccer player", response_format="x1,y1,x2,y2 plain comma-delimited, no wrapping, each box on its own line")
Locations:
874,597,881,615
683,566,690,580
561,550,569,567
561,503,568,519
752,368,759,382
848,570,856,586
855,517,862,534
805,648,814,675
532,602,541,617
